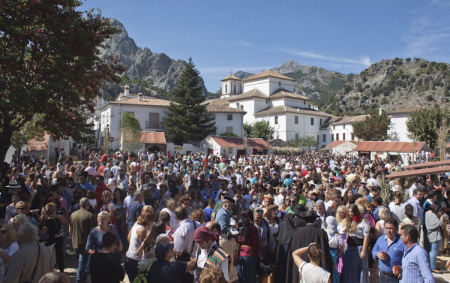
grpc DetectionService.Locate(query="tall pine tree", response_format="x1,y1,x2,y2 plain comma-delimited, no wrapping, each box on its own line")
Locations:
163,58,215,144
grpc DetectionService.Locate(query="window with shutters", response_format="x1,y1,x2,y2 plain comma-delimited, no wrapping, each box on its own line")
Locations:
148,112,160,129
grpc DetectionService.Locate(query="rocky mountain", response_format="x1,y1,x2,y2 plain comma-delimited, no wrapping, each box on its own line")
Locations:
324,58,450,115
99,19,206,101
230,60,353,107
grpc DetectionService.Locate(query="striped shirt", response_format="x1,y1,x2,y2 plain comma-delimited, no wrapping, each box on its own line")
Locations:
400,243,434,283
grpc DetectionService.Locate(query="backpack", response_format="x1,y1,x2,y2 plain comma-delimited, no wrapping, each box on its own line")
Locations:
132,260,155,283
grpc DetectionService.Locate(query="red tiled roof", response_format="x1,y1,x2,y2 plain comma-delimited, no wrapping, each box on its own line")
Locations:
386,165,450,179
210,136,272,149
355,141,425,153
140,131,166,144
405,159,450,169
325,140,357,149
27,133,50,151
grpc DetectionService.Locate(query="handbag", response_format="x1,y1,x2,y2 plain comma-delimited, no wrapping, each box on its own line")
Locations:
22,242,40,283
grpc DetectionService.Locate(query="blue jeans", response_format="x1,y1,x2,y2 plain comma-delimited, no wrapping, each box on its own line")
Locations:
75,248,89,283
237,255,257,283
429,239,442,270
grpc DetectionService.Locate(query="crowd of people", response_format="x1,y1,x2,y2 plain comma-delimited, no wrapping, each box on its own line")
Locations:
0,149,448,283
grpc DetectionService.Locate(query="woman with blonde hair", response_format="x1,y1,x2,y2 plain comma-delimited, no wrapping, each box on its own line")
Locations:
336,205,348,234
0,224,18,283
375,207,391,236
125,205,155,282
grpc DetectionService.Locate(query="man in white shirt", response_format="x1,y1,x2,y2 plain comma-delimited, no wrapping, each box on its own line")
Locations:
173,207,197,260
406,188,424,225
274,187,286,207
409,179,419,198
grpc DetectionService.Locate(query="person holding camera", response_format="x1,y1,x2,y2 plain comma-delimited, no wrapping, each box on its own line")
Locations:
216,197,239,282
39,202,67,273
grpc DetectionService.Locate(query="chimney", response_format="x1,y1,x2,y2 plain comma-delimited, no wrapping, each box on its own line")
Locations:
138,93,143,102
124,85,130,97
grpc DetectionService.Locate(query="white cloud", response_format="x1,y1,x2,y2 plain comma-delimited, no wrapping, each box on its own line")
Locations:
404,3,450,58
277,48,372,67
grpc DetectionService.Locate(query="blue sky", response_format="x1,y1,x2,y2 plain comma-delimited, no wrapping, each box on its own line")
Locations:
84,0,450,91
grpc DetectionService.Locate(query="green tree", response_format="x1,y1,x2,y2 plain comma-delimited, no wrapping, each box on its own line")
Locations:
163,58,215,144
243,123,253,136
353,112,391,141
246,121,274,141
407,107,450,149
11,114,45,162
120,112,142,153
0,0,123,162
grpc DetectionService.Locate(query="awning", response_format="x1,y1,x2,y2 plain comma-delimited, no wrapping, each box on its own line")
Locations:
140,131,166,144
386,165,450,179
405,159,450,170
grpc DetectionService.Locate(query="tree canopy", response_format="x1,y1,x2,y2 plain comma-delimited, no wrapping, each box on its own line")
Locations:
243,121,274,141
353,112,390,141
407,106,450,149
0,0,123,162
163,58,215,145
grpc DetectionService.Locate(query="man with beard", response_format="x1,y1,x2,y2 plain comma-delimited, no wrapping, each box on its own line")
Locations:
285,209,333,283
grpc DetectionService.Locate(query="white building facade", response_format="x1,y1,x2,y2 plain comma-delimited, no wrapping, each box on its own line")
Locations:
95,86,245,150
209,70,334,147
328,115,369,143
388,108,418,142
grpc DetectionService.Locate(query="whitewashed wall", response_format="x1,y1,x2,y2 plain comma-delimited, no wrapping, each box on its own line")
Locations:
243,78,294,96
330,123,358,142
389,114,412,142
214,113,243,137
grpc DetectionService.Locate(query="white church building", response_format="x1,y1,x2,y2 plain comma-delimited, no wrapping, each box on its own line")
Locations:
209,71,334,146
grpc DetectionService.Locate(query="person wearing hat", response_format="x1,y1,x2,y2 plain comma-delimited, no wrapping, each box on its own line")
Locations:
145,242,197,283
193,226,229,282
